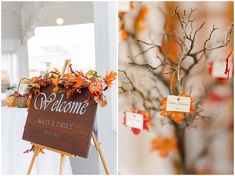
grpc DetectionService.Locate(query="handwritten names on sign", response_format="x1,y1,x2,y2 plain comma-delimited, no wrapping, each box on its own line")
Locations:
22,84,97,158
166,95,191,112
125,112,144,129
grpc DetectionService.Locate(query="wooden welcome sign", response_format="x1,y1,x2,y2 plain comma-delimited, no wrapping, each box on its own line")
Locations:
22,84,97,158
22,60,110,175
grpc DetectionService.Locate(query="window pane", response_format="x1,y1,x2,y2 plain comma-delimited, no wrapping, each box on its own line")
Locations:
1,54,11,92
28,23,96,77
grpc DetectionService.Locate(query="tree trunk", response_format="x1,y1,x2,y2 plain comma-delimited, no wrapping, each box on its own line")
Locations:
174,123,189,174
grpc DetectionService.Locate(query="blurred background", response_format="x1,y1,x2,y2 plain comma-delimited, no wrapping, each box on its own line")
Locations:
2,2,95,92
118,1,233,174
1,1,117,174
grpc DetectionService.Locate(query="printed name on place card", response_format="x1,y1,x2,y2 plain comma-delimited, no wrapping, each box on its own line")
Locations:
166,95,191,112
125,112,144,129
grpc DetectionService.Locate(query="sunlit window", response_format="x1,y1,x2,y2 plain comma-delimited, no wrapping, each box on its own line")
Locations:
27,23,96,77
1,54,17,93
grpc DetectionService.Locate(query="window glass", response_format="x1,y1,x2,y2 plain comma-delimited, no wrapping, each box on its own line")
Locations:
28,23,96,77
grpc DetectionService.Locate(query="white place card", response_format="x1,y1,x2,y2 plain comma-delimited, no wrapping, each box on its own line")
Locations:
212,60,232,78
166,95,191,112
125,112,144,129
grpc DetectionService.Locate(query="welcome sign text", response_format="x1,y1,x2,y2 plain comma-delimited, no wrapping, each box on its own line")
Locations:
34,93,89,115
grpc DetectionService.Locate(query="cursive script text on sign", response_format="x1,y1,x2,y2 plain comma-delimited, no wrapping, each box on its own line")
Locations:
125,112,144,129
34,93,89,115
166,95,191,112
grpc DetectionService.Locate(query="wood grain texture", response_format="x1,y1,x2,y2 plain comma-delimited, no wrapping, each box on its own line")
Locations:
22,84,97,158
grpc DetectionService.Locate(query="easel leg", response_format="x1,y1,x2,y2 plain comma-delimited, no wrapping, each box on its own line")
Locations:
59,154,65,175
91,132,109,175
27,146,40,175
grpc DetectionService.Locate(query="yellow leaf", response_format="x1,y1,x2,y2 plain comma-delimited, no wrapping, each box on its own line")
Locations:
73,76,84,88
52,86,59,93
52,77,59,86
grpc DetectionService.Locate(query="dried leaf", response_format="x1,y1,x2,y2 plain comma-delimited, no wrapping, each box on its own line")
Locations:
52,77,59,86
85,70,101,78
134,5,148,32
104,71,117,88
151,136,177,158
52,86,59,93
73,76,84,88
26,97,31,112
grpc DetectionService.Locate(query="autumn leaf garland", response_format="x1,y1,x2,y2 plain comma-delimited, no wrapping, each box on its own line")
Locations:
26,66,117,108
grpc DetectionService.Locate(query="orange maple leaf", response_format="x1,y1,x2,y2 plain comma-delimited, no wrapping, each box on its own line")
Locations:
104,71,117,88
120,29,128,40
52,77,59,86
52,86,59,93
134,5,148,32
73,76,84,88
26,97,31,112
151,136,177,158
66,90,74,99
160,92,196,123
161,36,181,61
33,89,41,95
64,73,72,79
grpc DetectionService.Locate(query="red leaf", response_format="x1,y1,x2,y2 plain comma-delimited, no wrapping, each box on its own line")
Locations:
224,50,233,79
131,128,141,135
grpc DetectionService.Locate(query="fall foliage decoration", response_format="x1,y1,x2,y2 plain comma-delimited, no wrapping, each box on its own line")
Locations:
8,64,116,110
25,66,116,108
160,92,196,123
134,4,148,32
208,50,233,81
119,3,233,173
224,50,233,79
151,136,177,158
104,71,117,89
123,110,150,135
94,95,107,108
120,29,129,40
161,36,181,61
119,11,128,41
16,63,116,156
88,81,103,96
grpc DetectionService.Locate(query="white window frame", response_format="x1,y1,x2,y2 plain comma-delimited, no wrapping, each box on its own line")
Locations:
93,1,117,174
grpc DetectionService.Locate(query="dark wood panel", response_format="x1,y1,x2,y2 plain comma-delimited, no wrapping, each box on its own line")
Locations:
22,84,97,158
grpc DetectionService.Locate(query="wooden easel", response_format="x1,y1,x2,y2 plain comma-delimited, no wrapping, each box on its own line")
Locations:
27,132,109,175
26,60,109,175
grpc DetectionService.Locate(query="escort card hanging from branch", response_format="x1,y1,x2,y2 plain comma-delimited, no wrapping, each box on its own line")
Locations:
123,110,150,135
119,3,233,173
